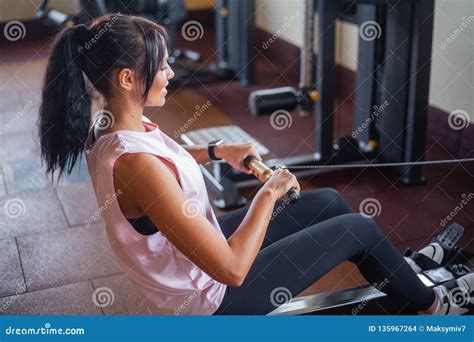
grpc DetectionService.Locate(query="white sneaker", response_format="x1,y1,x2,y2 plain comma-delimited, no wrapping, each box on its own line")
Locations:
433,273,474,315
404,242,444,274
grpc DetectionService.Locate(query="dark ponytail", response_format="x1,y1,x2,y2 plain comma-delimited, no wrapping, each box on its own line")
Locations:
39,24,91,178
39,14,168,179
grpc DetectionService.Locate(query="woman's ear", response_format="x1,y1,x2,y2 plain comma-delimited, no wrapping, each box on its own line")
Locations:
117,68,135,92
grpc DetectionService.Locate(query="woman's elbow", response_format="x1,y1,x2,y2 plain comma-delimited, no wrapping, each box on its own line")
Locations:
226,272,245,287
216,266,246,287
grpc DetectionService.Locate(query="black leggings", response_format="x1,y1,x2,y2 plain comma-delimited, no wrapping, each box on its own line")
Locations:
213,188,434,315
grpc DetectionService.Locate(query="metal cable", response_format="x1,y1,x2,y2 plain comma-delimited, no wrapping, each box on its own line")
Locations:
281,158,474,170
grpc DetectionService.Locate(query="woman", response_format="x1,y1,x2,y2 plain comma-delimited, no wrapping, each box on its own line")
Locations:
38,14,470,315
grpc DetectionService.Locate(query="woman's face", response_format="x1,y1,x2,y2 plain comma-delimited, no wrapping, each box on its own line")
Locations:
144,49,175,107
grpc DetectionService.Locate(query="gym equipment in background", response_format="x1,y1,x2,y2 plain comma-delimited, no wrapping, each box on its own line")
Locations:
183,0,437,208
36,0,256,87
249,0,319,118
269,223,474,315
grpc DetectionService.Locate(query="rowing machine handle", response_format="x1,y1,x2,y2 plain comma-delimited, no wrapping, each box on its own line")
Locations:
243,156,300,204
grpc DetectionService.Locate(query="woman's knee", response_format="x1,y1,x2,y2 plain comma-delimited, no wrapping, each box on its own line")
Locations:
343,213,385,243
307,188,352,211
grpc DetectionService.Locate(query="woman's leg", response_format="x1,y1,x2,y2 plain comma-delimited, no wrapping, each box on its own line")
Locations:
217,188,353,247
214,213,435,315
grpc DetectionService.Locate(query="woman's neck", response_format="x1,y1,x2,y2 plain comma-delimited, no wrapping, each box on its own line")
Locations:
103,97,145,133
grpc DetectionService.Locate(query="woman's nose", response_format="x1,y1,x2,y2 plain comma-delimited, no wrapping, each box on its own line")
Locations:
168,68,175,80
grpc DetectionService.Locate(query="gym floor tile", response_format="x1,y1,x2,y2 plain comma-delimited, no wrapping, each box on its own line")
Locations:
146,88,234,136
2,158,49,194
395,228,474,255
259,133,316,159
17,223,122,292
344,187,473,243
57,155,91,184
92,274,151,316
299,261,367,297
0,132,39,161
0,281,102,315
0,188,68,239
417,190,474,228
301,168,399,200
0,169,7,198
56,181,101,227
8,60,47,95
0,61,45,94
423,142,474,192
0,106,39,136
0,238,25,298
459,125,474,159
0,89,23,112
423,166,474,194
427,107,463,157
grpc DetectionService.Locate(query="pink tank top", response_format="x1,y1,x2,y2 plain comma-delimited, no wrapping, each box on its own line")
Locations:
84,116,227,315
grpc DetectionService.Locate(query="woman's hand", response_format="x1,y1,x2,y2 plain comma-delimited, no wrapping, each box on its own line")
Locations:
261,168,301,201
215,141,262,174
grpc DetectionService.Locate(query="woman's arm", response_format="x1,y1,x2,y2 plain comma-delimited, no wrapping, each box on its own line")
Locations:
183,142,261,174
182,144,220,164
114,152,298,287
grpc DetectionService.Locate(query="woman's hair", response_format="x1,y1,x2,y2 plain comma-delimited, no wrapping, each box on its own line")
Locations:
39,14,168,178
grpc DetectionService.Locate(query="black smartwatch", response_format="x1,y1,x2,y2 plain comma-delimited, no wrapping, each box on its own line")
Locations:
208,139,224,161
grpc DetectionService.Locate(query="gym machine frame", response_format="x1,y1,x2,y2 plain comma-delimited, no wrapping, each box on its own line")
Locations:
171,0,256,86
200,0,434,209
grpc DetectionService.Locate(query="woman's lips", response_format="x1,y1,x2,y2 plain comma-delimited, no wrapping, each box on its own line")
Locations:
161,83,169,95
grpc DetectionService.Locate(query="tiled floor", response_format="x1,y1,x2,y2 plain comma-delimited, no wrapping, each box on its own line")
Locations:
0,29,472,317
